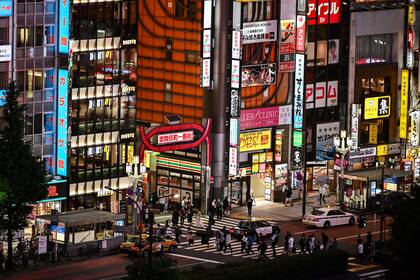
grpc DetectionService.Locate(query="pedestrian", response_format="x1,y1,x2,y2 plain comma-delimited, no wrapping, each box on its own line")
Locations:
175,226,182,243
285,186,293,207
247,234,254,255
366,231,373,247
215,231,220,251
288,233,295,254
314,240,321,252
306,233,315,253
319,185,327,206
0,252,4,274
172,208,179,226
179,207,185,225
271,231,279,257
357,242,364,263
187,227,194,246
222,196,229,216
357,234,363,245
194,210,205,228
216,199,223,220
181,197,187,209
247,196,253,217
284,231,291,254
201,227,211,247
321,232,329,250
187,207,193,225
156,241,163,260
258,239,268,259
164,190,170,213
299,234,306,254
159,193,166,214
241,233,248,254
329,237,338,251
224,232,233,254
208,203,215,227
165,225,173,239
257,233,263,245
219,229,226,252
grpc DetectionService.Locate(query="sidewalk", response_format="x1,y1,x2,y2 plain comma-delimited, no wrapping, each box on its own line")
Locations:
230,193,338,222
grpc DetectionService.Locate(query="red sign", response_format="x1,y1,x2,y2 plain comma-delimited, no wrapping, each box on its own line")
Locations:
408,26,415,49
296,15,306,52
157,131,194,145
307,0,341,25
48,186,59,197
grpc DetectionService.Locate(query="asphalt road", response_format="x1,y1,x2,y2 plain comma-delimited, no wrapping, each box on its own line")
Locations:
1,215,392,280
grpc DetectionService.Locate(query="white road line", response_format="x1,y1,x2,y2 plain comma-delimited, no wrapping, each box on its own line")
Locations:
100,275,128,280
336,230,390,241
168,253,225,264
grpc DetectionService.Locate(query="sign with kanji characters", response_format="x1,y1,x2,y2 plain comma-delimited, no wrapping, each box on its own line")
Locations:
202,29,212,58
411,111,419,146
242,20,277,44
307,0,341,25
400,69,409,138
369,124,377,144
157,131,194,145
56,69,68,176
294,54,305,129
240,130,272,152
201,58,211,87
364,96,391,120
296,15,306,52
316,122,339,161
59,0,69,54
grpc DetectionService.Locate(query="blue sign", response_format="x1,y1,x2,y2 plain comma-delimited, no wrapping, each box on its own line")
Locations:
57,69,68,176
0,89,6,106
0,0,13,17
58,0,69,54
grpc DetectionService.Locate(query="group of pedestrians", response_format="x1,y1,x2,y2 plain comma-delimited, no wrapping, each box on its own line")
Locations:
171,196,194,226
214,226,233,254
208,197,231,227
357,231,374,264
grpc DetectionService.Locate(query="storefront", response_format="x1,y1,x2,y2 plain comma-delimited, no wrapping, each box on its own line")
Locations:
155,154,202,209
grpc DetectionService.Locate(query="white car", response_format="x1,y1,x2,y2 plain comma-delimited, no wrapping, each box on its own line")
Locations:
302,208,356,228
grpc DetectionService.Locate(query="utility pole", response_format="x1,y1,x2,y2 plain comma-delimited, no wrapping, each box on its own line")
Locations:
380,165,385,242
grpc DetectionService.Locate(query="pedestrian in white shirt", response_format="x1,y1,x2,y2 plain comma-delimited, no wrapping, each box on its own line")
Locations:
224,232,233,254
288,235,295,255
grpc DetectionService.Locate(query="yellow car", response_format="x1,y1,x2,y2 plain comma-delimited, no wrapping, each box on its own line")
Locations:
129,235,178,257
119,234,148,254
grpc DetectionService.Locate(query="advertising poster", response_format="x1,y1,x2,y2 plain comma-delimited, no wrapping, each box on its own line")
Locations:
242,20,277,44
364,96,391,120
316,122,340,161
57,69,68,176
241,63,276,87
350,104,360,150
280,20,295,55
240,130,272,152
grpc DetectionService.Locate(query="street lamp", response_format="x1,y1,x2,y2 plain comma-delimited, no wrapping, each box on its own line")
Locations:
333,130,353,204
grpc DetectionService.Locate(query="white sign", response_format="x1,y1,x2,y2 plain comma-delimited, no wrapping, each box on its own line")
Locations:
242,20,277,44
316,122,340,160
232,30,241,59
97,188,113,197
294,54,305,129
230,118,239,146
279,105,292,125
202,29,212,58
349,147,377,159
38,236,48,255
229,147,238,176
201,58,211,87
0,45,11,62
315,82,326,108
157,131,194,144
411,111,419,146
231,59,241,88
351,104,360,150
203,0,212,29
306,84,314,109
327,81,338,106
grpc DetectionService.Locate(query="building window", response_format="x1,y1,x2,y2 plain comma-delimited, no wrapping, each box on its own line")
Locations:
185,51,199,64
166,39,173,60
356,34,393,65
187,0,197,20
175,0,185,18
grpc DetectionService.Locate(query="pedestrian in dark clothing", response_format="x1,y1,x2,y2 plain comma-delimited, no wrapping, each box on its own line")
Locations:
366,231,373,246
222,197,229,216
241,233,247,254
247,196,253,217
299,234,306,254
216,199,223,220
175,226,182,243
258,240,268,259
321,232,329,250
187,227,194,246
219,229,226,252
257,233,263,245
187,207,193,224
247,235,254,255
284,231,291,254
208,204,215,226
179,208,185,225
271,232,279,257
329,237,338,251
172,209,179,226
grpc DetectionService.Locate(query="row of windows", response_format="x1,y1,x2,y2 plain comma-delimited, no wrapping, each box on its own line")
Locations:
16,2,55,15
16,69,55,92
17,25,55,47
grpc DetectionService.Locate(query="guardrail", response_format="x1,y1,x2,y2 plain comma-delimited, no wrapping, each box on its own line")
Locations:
358,269,389,280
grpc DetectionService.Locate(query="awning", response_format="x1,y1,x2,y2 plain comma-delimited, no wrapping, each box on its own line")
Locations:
37,209,125,227
339,168,411,182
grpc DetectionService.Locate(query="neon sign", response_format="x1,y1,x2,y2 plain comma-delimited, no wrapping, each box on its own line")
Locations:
59,0,69,54
57,69,68,176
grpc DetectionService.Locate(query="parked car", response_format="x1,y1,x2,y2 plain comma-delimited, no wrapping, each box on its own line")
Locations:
230,220,280,239
129,235,178,257
120,235,142,254
370,191,413,213
302,208,356,228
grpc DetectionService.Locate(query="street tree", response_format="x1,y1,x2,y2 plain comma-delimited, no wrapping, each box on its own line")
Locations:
0,82,47,270
390,191,420,278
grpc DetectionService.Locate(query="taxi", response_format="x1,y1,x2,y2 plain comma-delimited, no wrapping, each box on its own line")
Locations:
119,234,148,254
129,235,178,257
230,219,280,239
302,207,356,228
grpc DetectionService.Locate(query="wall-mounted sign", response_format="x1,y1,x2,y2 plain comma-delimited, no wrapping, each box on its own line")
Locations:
408,4,416,26
240,105,292,130
293,149,303,168
296,15,306,52
307,0,341,25
350,104,360,150
369,124,377,145
231,59,241,88
0,89,6,107
57,69,68,176
242,20,277,44
201,58,211,87
0,0,13,17
411,111,419,146
377,145,388,156
349,147,377,159
232,30,241,59
230,118,239,146
280,20,295,55
59,0,69,54
407,48,414,69
387,143,401,155
230,89,240,117
364,96,391,120
0,45,11,62
97,188,113,197
157,131,194,145
202,29,212,58
240,130,272,152
229,147,239,176
293,130,303,147
408,26,415,49
203,0,212,29
294,54,305,129
316,122,339,161
400,69,409,139
241,63,276,87
305,81,338,108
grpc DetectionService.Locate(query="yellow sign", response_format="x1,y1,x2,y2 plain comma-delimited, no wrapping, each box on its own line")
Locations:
127,145,134,164
369,124,377,144
377,145,388,156
240,130,272,152
400,69,409,138
408,5,416,26
364,96,391,120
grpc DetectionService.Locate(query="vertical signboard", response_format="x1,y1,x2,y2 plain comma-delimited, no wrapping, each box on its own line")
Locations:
201,0,213,88
350,104,360,150
411,111,419,146
296,15,306,52
57,69,68,176
400,69,409,139
59,0,69,54
294,54,305,129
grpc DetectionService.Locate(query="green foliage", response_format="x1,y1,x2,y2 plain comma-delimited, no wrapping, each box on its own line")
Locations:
390,191,420,278
124,257,178,280
0,82,47,268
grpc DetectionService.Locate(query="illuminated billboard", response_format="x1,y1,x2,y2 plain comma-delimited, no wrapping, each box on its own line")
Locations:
57,69,68,176
59,0,69,54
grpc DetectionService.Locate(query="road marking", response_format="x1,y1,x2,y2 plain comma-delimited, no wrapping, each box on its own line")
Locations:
177,261,207,268
168,253,225,264
293,229,320,235
100,275,128,280
348,264,379,273
336,230,390,241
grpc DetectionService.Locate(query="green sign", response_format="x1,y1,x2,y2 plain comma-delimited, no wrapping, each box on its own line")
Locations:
293,130,303,147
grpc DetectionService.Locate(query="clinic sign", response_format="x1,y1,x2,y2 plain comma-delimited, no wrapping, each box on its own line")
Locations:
57,69,68,176
0,0,12,17
364,96,391,120
240,105,292,130
59,0,69,54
